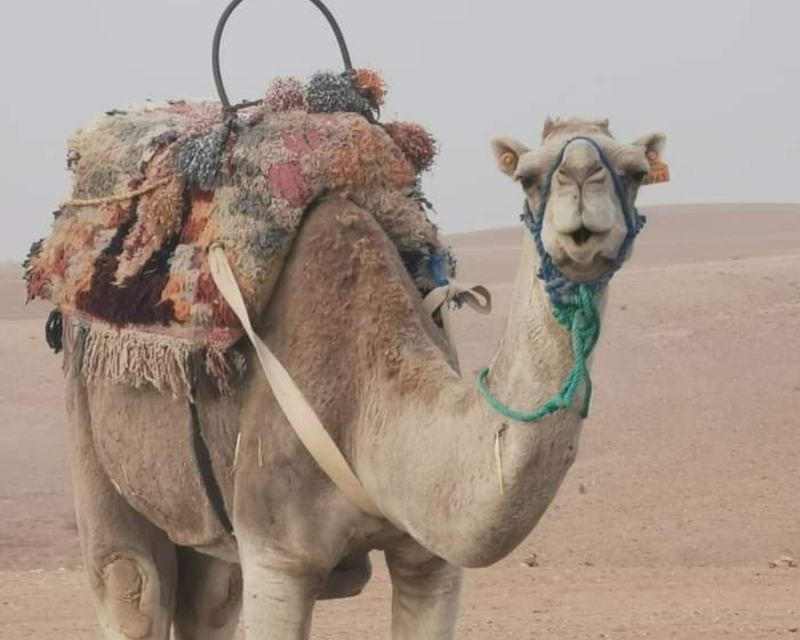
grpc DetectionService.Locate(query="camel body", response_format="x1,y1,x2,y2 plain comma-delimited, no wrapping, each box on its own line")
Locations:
65,117,666,639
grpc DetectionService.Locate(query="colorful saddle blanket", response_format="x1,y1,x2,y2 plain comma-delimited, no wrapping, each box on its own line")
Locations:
25,70,451,396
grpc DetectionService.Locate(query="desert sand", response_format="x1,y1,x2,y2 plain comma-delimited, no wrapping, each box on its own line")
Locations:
1,203,799,638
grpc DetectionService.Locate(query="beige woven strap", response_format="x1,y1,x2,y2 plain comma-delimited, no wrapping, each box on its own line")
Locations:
423,281,492,347
208,244,382,518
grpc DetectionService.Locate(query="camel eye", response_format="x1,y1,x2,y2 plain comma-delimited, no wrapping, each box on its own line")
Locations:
618,169,645,187
519,174,536,190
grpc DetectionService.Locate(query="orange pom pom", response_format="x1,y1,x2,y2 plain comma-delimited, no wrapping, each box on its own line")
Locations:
384,121,437,173
353,68,386,109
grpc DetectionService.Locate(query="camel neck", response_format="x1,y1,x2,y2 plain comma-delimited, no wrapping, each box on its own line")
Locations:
363,230,609,567
482,232,577,414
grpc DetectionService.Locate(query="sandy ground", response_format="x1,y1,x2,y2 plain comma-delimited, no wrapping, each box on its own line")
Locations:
1,203,799,638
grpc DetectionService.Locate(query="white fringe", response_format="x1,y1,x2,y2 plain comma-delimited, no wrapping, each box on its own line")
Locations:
63,316,241,398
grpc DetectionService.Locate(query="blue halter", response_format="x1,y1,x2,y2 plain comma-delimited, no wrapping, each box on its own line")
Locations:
522,136,646,309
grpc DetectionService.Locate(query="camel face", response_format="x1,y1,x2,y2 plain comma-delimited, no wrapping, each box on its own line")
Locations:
492,118,666,283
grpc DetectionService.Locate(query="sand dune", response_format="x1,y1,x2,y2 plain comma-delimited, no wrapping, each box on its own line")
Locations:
1,203,799,638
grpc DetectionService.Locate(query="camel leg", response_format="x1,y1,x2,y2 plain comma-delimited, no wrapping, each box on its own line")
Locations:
67,378,177,640
173,547,242,639
238,543,324,640
385,541,463,640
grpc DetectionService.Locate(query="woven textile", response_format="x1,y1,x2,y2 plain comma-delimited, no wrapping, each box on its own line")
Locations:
25,71,450,395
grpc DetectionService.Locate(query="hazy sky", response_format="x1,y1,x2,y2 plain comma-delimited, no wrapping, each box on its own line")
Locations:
1,0,798,260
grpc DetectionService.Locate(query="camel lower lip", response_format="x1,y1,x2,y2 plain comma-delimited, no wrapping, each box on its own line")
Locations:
554,251,610,280
563,250,597,267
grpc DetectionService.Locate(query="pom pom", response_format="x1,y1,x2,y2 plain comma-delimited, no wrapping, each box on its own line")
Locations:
306,71,371,115
352,68,386,109
173,126,231,189
264,77,308,113
384,121,438,172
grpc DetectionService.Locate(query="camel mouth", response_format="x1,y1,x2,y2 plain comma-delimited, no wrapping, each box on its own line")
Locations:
570,226,593,246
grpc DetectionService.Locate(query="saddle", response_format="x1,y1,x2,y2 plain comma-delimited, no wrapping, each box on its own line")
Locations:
25,70,452,396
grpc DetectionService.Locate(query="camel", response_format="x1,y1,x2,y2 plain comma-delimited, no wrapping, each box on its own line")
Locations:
64,116,665,639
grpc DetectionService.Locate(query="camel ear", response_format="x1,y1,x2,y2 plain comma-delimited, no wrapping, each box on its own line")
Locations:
595,118,611,135
634,132,669,185
634,132,667,158
491,137,529,178
542,117,557,140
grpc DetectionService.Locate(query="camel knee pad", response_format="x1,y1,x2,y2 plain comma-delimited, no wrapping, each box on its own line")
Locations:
208,565,243,629
101,554,155,639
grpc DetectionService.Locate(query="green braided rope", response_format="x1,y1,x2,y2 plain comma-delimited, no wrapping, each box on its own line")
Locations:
477,284,601,422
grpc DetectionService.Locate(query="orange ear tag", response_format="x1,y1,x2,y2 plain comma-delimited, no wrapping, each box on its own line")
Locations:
642,150,670,185
500,151,516,172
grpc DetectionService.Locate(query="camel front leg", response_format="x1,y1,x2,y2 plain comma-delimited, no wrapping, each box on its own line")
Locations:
386,541,463,640
239,543,323,640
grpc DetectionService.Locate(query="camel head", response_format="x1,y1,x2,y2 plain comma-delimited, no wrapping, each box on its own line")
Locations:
492,117,666,284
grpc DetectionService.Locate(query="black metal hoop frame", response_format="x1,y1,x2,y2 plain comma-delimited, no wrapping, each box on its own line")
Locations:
212,0,354,110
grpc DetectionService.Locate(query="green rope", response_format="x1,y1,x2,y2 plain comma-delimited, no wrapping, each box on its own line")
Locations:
476,284,601,422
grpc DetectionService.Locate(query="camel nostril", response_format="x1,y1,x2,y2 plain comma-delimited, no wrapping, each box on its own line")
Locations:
557,164,604,186
586,165,605,182
571,227,593,245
